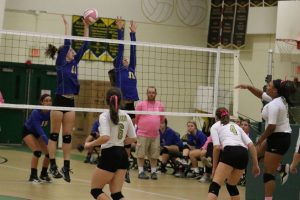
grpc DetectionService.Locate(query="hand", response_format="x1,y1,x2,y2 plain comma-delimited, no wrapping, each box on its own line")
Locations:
116,16,124,30
84,142,92,149
252,164,260,177
290,162,298,174
129,21,137,33
235,84,249,89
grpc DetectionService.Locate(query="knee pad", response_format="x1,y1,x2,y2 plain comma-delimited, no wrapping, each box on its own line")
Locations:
160,147,169,155
33,151,42,158
50,133,59,142
226,183,239,196
263,173,275,183
208,181,221,196
63,135,72,144
90,188,103,199
45,154,49,158
111,192,124,200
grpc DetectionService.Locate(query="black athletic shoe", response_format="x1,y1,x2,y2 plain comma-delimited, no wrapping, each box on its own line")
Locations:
29,175,41,184
125,170,131,183
49,166,63,179
40,173,52,183
60,167,73,183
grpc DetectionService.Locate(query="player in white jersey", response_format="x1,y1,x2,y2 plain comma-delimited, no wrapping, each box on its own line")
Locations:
84,87,136,200
207,107,260,200
290,130,300,174
236,79,296,200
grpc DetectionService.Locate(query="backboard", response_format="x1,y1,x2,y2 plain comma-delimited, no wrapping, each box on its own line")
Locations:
275,1,300,54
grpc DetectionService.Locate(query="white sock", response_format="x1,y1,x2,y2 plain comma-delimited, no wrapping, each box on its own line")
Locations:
192,168,199,173
151,168,157,173
138,167,144,174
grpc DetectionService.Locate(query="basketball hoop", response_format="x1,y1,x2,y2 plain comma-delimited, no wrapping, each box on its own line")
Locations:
275,39,298,54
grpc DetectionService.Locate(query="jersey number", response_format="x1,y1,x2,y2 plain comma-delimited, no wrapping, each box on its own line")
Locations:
71,66,77,74
41,121,48,127
128,72,136,79
230,125,238,135
118,123,124,139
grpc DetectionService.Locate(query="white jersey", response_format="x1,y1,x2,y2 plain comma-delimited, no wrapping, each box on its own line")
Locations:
99,110,136,149
261,92,292,133
211,121,252,149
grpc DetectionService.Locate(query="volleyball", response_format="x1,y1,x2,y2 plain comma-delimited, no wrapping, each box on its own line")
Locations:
142,0,174,23
83,8,98,25
176,0,207,26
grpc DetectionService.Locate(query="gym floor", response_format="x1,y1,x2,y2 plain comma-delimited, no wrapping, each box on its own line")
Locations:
0,145,245,200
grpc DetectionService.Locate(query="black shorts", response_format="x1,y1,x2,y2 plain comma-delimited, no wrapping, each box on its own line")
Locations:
22,126,39,139
122,102,135,119
266,132,291,155
53,95,75,113
97,146,129,172
220,146,248,170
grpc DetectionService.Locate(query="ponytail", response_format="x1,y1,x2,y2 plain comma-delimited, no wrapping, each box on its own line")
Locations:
106,87,122,125
45,44,58,60
215,107,230,125
273,79,296,106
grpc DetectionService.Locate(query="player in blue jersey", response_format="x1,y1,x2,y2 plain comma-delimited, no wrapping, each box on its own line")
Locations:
22,94,52,183
159,118,183,173
83,119,100,164
45,15,90,182
114,17,139,117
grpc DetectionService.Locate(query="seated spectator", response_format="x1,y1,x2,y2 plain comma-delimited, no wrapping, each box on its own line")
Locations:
159,118,183,173
179,120,207,178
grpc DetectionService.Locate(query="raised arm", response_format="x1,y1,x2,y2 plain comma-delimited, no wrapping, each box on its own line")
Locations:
114,16,125,70
74,19,90,62
62,15,69,35
129,20,137,69
235,84,263,99
56,16,71,66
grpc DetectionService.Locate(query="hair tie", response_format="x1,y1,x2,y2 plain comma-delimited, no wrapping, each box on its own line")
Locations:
220,109,228,118
110,95,118,110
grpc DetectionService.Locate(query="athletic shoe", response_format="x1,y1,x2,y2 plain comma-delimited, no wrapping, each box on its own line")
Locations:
178,158,188,166
83,156,91,163
138,171,149,180
202,157,212,168
49,166,63,179
198,173,211,183
187,171,201,179
174,170,184,178
40,173,52,183
29,175,41,184
280,164,290,185
150,172,158,180
125,170,131,183
157,166,167,174
60,167,73,183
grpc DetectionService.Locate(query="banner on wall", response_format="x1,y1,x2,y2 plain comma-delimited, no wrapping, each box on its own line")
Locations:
220,0,235,48
72,16,123,62
207,0,223,48
207,0,249,49
232,0,249,48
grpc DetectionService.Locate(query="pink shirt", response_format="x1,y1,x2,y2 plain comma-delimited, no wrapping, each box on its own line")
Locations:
135,100,165,138
202,136,212,150
0,91,4,103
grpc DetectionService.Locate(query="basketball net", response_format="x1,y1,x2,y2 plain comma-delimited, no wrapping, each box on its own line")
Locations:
275,39,300,61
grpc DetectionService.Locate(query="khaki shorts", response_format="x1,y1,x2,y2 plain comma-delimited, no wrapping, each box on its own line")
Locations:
135,136,160,159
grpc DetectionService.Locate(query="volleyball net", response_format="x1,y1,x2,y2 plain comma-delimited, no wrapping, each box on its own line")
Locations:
0,29,239,117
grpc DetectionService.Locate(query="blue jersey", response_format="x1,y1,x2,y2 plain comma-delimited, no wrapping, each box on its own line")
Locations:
187,130,207,149
114,30,139,101
24,109,50,144
91,120,100,136
160,127,183,149
56,39,89,95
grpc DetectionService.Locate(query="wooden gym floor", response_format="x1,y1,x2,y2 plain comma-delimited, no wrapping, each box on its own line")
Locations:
0,145,245,200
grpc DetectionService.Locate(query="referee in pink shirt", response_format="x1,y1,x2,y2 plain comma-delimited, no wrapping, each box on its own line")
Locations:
135,86,165,180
